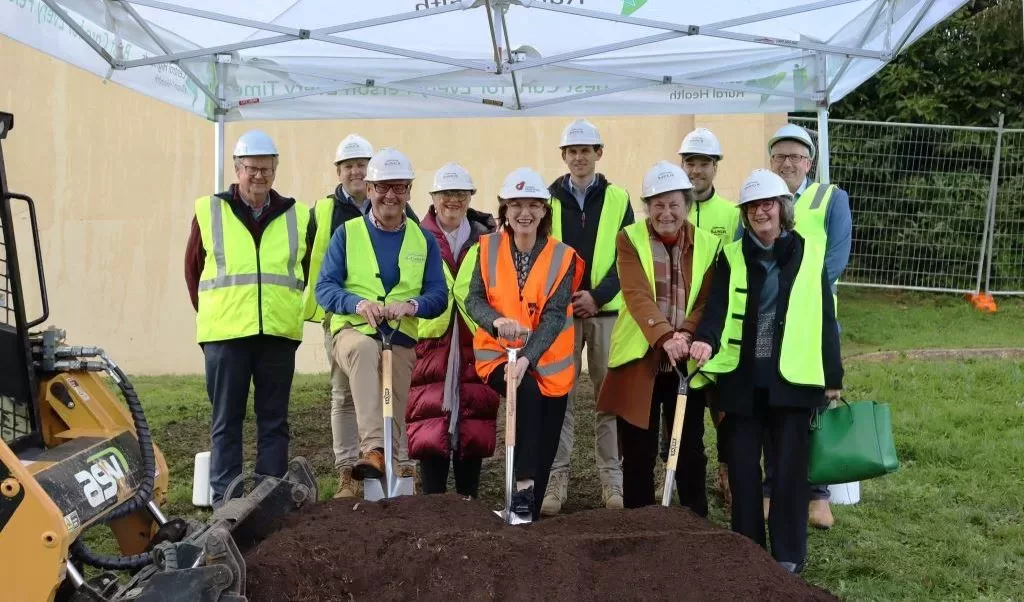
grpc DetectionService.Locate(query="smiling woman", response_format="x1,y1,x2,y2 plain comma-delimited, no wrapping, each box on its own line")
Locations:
464,167,584,522
596,160,720,515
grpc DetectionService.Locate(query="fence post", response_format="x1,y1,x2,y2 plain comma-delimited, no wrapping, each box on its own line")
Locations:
979,113,1005,293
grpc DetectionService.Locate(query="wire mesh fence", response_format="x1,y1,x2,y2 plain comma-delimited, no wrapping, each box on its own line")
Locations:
790,116,1023,295
988,129,1024,295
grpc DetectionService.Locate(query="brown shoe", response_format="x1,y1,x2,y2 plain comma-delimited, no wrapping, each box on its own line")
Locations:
334,467,361,499
715,462,732,510
809,499,835,529
352,449,385,481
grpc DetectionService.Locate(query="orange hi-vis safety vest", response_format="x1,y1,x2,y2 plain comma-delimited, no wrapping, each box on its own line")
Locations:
473,231,584,397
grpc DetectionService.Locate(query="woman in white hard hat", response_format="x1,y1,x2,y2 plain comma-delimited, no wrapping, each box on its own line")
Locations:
689,169,843,573
406,163,499,498
465,167,583,520
595,161,720,513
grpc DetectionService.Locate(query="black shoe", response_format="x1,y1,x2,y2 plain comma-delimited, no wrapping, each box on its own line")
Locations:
777,561,806,574
511,486,535,516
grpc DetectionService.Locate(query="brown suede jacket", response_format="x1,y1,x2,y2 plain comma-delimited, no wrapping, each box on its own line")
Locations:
596,220,716,429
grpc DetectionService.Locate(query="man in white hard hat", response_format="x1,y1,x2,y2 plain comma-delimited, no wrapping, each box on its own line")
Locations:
185,129,315,508
544,118,634,514
302,134,421,499
763,123,852,530
671,126,742,509
315,147,448,483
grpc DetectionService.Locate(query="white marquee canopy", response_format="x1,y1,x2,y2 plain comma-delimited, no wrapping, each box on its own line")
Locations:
2,0,968,184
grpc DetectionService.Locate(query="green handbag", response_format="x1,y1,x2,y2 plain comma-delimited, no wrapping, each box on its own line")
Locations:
808,399,899,486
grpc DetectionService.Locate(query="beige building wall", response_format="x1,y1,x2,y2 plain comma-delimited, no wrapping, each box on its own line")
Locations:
1,37,786,375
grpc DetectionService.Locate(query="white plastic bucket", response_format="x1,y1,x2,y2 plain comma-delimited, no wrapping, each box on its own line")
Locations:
828,481,860,505
192,451,213,507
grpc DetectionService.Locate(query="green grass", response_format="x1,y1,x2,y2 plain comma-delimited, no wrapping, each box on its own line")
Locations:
93,290,1024,600
837,287,1024,357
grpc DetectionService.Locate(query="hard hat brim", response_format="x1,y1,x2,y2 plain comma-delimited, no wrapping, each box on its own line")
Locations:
680,152,722,161
768,136,815,160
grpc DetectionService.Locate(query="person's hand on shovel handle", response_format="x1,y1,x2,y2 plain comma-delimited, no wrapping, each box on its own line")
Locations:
493,317,528,341
506,356,530,383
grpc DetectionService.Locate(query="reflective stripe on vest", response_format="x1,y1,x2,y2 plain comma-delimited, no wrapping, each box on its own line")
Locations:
700,237,826,387
301,197,335,323
195,195,309,343
688,191,740,246
550,185,629,312
472,231,583,397
417,244,481,340
329,218,427,340
607,222,720,389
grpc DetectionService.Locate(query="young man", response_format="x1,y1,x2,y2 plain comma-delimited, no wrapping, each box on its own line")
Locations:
543,118,634,514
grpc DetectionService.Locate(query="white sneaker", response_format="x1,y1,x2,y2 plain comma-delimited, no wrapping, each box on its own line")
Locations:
541,469,569,516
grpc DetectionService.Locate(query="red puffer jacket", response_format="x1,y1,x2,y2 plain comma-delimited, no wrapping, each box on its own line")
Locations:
406,207,500,460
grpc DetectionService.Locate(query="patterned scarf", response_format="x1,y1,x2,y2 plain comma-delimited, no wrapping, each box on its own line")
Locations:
651,227,688,371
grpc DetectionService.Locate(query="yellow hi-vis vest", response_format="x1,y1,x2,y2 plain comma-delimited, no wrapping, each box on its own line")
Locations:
700,236,827,387
301,197,336,323
195,195,309,343
794,182,838,315
328,218,427,340
417,244,480,340
688,191,740,246
550,184,630,312
607,222,721,389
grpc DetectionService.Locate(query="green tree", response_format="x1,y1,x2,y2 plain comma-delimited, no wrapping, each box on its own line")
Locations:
831,0,1024,127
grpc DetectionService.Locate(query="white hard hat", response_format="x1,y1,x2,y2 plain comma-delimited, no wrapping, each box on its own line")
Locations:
739,169,793,206
642,160,693,200
334,134,373,164
498,167,550,201
431,162,476,193
559,118,603,148
678,127,723,160
767,124,816,160
233,130,278,157
365,147,415,182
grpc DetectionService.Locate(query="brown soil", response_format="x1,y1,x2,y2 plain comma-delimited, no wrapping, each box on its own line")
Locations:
243,494,836,602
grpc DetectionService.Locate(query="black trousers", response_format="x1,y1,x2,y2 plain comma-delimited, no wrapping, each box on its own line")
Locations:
486,364,567,518
419,455,484,498
725,389,813,565
203,336,297,505
619,371,707,516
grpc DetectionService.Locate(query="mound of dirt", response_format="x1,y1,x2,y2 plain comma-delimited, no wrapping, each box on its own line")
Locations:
243,494,835,601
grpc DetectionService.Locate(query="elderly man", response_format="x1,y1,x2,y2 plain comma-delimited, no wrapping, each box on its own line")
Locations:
185,130,314,507
315,147,447,481
303,134,420,499
544,118,634,515
762,123,852,530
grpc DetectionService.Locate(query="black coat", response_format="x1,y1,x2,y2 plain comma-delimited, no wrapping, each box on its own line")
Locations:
695,231,842,415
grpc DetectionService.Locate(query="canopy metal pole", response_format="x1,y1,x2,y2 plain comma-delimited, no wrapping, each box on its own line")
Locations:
816,106,830,185
214,60,227,192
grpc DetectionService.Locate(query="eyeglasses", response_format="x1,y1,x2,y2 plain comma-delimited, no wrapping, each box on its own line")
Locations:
436,191,471,201
373,182,411,195
744,198,777,213
770,153,809,165
241,165,275,178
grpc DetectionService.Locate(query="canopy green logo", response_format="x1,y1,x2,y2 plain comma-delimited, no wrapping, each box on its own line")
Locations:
621,0,647,16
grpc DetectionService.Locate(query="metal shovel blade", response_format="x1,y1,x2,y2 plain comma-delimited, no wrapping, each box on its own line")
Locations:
493,508,533,525
364,477,386,502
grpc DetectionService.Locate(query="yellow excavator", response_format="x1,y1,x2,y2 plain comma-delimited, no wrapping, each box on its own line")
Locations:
0,111,319,601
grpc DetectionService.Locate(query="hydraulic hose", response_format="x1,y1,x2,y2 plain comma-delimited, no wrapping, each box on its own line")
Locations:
69,355,158,571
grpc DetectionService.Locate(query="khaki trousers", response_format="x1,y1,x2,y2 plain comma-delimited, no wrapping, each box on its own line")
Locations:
323,321,359,469
549,314,623,490
331,327,413,465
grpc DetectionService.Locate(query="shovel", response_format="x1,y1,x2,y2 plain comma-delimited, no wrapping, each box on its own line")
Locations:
364,320,416,501
494,329,531,525
661,366,700,507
